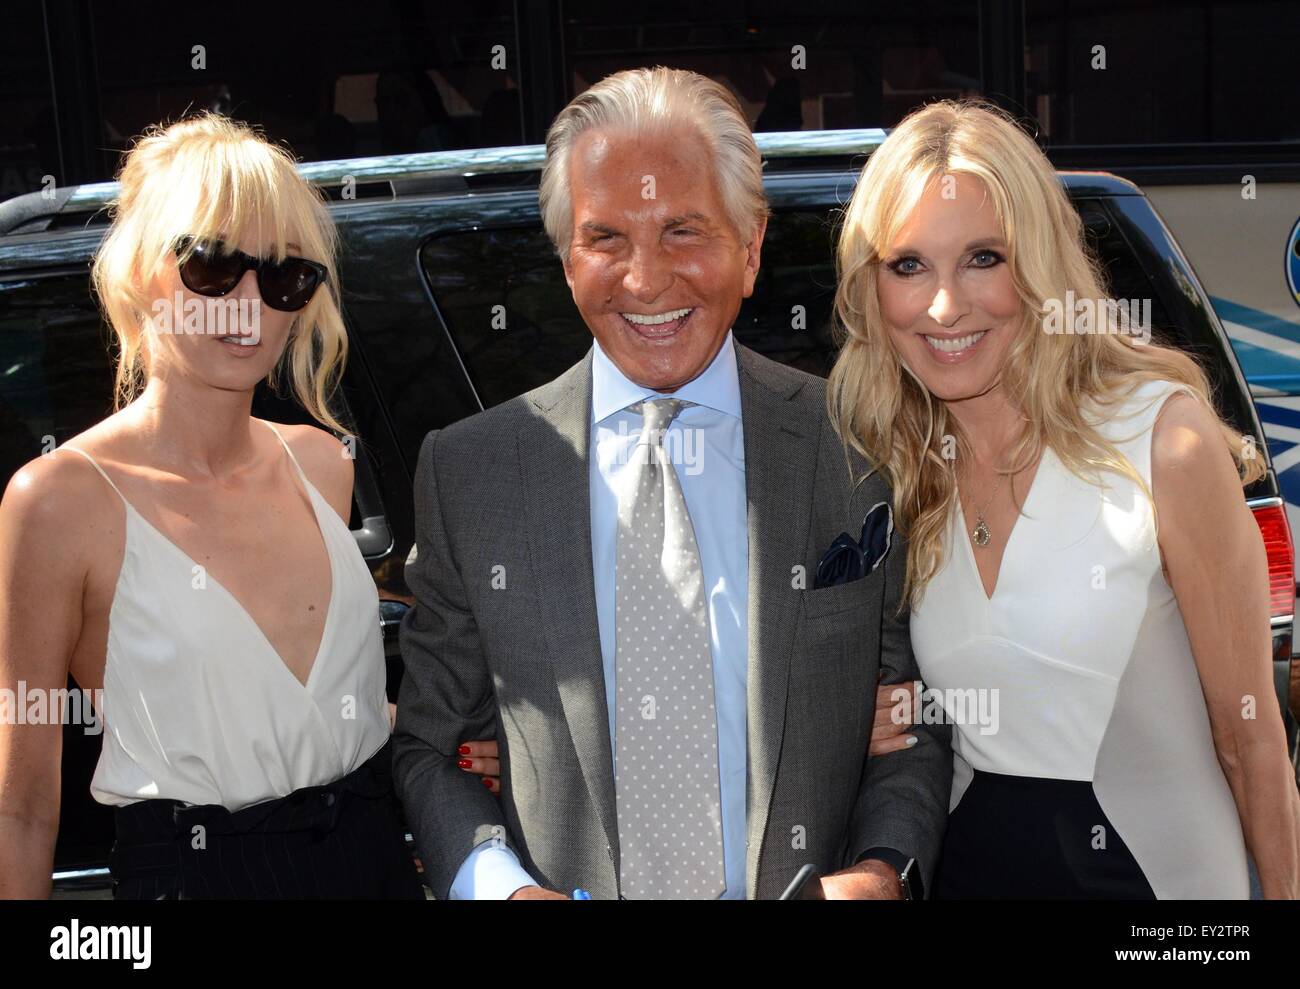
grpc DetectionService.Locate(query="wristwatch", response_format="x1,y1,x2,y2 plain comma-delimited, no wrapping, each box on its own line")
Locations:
857,847,920,900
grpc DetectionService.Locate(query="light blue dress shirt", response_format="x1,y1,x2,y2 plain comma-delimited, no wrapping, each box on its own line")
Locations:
450,332,750,899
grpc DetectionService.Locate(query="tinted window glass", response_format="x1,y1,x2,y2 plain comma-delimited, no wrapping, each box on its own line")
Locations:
1026,0,1300,145
1075,199,1177,346
419,225,587,408
563,2,982,132
0,2,57,197
0,272,116,480
88,0,522,178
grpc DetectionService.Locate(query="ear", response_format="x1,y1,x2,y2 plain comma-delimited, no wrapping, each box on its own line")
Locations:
561,248,576,293
740,214,769,298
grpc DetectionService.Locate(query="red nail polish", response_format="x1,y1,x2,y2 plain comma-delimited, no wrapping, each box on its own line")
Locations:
482,778,494,789
458,745,470,755
458,759,472,769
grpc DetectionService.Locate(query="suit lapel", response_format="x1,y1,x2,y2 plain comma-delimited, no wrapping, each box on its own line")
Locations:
518,350,621,876
736,345,821,898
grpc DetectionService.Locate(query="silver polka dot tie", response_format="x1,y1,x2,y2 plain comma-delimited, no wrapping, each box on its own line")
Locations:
614,398,725,900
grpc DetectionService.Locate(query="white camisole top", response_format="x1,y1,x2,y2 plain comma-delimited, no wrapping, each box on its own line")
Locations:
910,379,1250,899
65,421,391,812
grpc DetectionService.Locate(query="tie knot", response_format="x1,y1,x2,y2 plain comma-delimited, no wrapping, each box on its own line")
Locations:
636,398,693,437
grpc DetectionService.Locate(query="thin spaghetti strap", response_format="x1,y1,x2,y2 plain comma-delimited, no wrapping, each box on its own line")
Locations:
62,445,129,507
259,420,310,484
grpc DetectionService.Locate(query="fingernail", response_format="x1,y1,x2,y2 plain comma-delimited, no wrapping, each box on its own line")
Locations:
482,778,494,789
906,735,918,746
458,745,470,755
458,759,472,769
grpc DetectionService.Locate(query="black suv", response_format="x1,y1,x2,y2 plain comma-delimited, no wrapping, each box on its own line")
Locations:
1,130,1295,893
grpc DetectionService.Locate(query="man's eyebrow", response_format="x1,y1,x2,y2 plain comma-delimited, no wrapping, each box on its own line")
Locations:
578,221,620,236
663,212,709,228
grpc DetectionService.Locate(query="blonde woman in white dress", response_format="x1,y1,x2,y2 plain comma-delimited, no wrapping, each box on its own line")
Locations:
830,100,1300,899
0,114,421,899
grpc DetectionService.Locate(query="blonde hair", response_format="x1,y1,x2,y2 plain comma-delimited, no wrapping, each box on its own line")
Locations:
827,100,1263,610
91,112,349,433
539,66,768,261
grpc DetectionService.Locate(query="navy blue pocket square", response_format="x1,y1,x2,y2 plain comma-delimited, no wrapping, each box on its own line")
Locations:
813,501,894,589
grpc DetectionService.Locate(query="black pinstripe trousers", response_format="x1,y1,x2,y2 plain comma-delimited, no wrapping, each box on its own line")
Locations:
109,741,425,899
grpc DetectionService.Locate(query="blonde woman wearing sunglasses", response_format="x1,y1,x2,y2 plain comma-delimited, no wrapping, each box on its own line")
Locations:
0,114,421,899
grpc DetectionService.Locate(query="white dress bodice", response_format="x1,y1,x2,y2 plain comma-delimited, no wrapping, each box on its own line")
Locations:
911,380,1250,899
65,422,391,812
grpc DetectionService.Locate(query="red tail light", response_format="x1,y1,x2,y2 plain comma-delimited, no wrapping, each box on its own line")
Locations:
1251,501,1294,619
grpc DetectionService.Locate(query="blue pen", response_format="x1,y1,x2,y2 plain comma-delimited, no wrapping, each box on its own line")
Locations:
572,889,592,899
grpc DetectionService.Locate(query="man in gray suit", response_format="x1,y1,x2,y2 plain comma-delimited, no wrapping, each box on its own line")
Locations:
393,67,950,900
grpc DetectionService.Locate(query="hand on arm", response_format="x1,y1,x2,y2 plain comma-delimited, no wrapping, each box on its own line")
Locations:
457,738,500,794
870,675,918,756
451,741,572,897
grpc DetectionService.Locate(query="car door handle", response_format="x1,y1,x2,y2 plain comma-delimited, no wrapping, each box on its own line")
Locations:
352,514,394,559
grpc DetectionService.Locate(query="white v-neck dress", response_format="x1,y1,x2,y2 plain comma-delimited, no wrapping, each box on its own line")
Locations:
65,422,391,812
910,379,1250,899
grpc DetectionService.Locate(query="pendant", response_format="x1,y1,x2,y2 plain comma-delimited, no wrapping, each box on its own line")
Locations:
972,518,991,547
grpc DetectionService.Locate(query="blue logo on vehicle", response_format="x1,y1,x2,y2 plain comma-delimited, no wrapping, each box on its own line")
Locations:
1290,216,1300,309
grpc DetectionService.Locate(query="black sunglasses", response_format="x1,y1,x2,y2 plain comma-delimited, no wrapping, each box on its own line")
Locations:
173,236,328,312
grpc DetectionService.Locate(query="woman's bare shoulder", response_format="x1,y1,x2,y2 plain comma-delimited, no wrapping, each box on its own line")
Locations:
1150,389,1230,479
266,421,354,521
1149,390,1251,548
0,444,123,567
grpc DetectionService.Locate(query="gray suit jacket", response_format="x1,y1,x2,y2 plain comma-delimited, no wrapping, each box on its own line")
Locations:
393,343,951,898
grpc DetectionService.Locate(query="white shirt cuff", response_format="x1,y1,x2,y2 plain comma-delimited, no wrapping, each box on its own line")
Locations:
448,839,537,900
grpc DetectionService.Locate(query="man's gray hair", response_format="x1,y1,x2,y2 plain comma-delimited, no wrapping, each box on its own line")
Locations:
539,67,769,262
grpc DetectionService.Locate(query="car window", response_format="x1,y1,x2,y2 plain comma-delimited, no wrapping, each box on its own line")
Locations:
1074,199,1178,348
0,272,116,483
418,224,586,408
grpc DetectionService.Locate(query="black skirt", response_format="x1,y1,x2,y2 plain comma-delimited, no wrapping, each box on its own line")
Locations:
109,740,425,899
933,768,1157,900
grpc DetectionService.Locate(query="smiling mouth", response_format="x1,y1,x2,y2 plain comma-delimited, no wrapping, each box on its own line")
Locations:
216,335,259,347
620,307,694,337
622,307,693,325
923,329,987,354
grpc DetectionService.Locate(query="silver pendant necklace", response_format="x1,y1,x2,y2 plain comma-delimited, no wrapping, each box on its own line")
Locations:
968,469,1006,548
